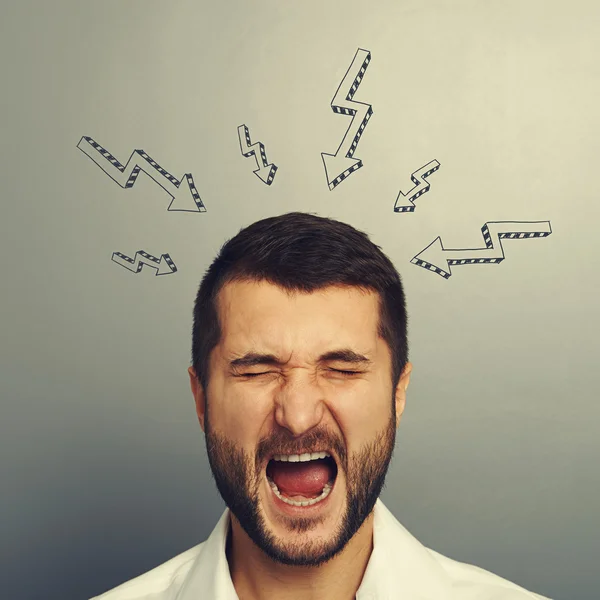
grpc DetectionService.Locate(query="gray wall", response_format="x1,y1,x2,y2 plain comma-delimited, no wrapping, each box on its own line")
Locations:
2,1,598,599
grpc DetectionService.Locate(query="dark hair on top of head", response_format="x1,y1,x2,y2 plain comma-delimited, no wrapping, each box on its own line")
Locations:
191,211,408,392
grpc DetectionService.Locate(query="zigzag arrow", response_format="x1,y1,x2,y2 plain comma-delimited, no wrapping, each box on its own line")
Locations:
394,160,441,212
112,251,177,276
238,124,277,185
77,136,206,213
321,48,373,190
412,221,552,279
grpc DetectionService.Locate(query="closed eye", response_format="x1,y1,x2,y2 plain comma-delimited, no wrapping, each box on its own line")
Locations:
235,369,362,377
235,372,271,378
330,369,361,376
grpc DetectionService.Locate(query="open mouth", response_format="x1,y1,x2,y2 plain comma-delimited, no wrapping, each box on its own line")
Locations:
265,453,338,508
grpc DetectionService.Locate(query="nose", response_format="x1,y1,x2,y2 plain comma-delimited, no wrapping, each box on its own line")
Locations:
273,368,326,437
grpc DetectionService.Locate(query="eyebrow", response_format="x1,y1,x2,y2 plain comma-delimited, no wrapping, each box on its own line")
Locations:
229,349,373,370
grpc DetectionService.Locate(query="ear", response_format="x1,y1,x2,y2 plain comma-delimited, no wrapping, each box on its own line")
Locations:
188,366,207,433
394,362,412,429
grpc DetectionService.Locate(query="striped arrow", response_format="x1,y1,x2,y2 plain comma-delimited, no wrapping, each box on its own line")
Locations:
238,124,277,185
394,160,441,212
77,136,206,212
412,221,552,279
321,48,373,190
112,251,177,276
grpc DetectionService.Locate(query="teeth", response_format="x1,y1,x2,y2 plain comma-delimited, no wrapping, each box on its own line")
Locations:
273,451,331,462
267,476,333,507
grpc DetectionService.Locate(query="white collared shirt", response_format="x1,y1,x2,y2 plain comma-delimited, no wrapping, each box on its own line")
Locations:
90,499,551,600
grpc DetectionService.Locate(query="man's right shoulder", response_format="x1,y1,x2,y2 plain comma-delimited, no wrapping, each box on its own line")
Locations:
89,541,206,600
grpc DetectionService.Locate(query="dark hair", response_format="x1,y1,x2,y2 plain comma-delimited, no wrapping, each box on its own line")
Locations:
191,212,408,392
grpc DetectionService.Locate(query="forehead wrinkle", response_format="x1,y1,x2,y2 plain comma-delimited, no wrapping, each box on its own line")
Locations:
217,280,383,366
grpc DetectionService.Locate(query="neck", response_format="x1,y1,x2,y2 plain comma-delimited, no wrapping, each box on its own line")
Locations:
226,513,375,600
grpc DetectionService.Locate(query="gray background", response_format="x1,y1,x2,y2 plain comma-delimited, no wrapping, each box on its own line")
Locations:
1,1,598,599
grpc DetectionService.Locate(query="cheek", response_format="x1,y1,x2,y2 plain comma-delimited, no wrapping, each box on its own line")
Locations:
209,382,269,442
331,381,392,439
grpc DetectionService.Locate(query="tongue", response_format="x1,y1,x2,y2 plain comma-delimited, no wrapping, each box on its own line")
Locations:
268,459,333,497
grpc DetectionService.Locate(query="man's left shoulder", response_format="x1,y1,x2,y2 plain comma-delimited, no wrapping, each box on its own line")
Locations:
426,548,552,600
89,542,204,600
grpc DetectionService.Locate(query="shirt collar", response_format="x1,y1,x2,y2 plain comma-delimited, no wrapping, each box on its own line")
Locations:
356,499,451,600
176,503,237,600
176,498,451,600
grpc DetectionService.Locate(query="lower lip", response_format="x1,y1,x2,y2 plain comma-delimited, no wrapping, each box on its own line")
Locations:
265,472,338,516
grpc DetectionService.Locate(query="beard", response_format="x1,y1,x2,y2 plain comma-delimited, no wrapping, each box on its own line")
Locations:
203,398,397,568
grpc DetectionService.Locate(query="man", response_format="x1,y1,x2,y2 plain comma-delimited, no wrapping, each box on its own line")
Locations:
92,212,551,600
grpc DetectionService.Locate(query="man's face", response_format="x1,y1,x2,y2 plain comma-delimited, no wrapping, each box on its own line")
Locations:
189,280,411,567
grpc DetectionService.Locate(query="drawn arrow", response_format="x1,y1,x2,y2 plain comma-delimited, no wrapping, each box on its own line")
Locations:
411,221,552,279
394,160,441,212
77,136,206,213
321,48,373,190
238,124,277,185
111,251,177,275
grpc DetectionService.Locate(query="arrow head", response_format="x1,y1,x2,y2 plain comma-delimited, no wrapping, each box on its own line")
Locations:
321,153,362,190
254,164,277,185
168,174,205,212
411,237,451,278
394,198,416,213
157,254,177,275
